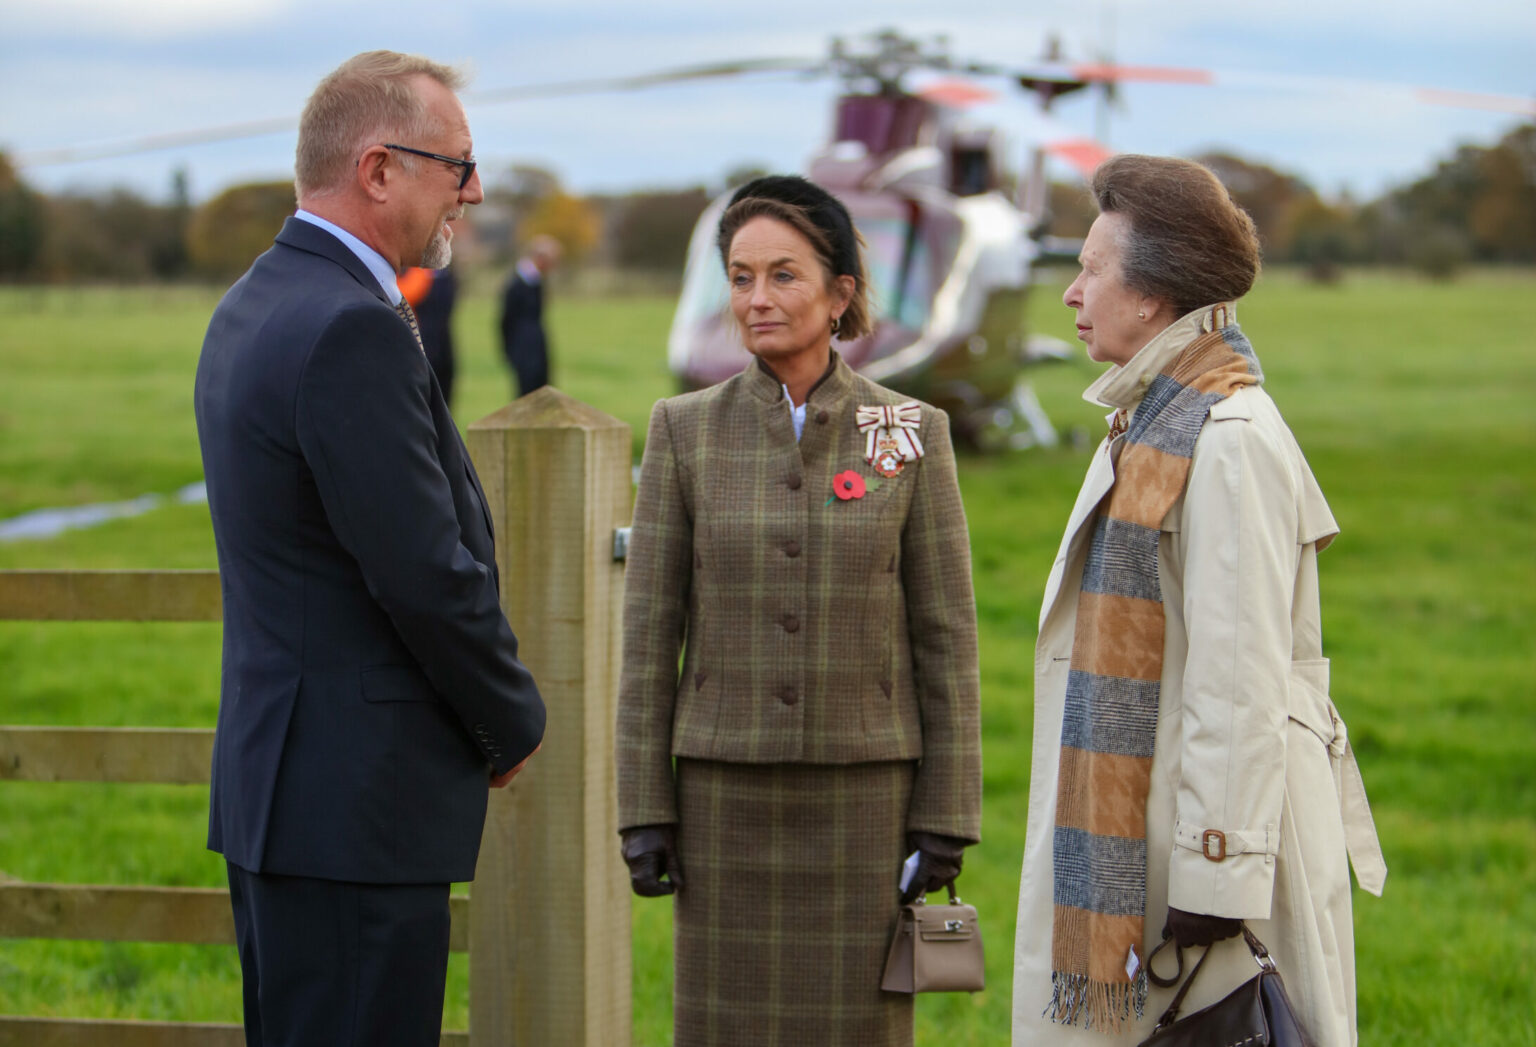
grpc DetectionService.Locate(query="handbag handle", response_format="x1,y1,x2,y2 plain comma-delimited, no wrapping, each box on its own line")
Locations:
911,882,964,906
1147,922,1277,1032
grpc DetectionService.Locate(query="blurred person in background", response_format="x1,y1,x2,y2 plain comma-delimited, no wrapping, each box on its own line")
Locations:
615,175,982,1047
399,262,459,407
498,234,561,398
1011,154,1385,1046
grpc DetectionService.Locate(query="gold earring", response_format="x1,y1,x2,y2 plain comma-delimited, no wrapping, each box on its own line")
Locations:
1137,309,1146,320
830,315,841,336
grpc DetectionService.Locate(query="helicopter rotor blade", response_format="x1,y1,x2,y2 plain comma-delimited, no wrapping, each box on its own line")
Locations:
466,56,822,104
1004,60,1535,117
910,76,998,108
12,55,823,168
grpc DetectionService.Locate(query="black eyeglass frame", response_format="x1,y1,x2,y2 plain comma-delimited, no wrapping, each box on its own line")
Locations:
383,143,477,190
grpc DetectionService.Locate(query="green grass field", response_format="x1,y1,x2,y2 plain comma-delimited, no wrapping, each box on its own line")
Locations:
2,269,1534,1044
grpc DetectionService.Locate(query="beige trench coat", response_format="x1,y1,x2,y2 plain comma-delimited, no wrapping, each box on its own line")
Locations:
1012,307,1386,1046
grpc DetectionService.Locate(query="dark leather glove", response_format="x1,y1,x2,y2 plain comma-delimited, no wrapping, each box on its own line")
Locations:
1164,906,1243,948
620,824,683,897
898,831,967,905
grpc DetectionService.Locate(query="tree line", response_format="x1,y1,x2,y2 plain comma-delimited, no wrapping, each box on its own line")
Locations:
1,125,1531,284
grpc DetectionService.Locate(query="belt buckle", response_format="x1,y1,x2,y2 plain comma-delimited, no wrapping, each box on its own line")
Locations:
1201,829,1227,862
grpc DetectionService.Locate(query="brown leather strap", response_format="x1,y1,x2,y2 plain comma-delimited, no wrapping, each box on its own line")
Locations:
1145,929,1185,988
1150,922,1275,1030
1151,941,1214,1030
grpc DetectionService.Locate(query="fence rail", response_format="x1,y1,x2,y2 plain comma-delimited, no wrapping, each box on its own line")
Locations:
0,570,220,621
0,387,632,1046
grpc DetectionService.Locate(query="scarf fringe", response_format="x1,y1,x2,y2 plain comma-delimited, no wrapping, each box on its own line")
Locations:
1044,970,1149,1034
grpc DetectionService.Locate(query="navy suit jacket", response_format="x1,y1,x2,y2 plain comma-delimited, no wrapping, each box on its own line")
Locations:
195,217,545,884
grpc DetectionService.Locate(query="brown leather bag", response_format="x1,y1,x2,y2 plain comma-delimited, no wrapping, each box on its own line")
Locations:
1138,925,1316,1047
880,884,985,993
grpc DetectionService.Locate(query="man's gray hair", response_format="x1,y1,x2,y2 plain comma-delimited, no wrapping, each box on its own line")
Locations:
295,51,466,199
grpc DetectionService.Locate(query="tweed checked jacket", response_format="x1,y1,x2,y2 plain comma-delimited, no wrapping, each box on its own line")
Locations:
616,353,981,842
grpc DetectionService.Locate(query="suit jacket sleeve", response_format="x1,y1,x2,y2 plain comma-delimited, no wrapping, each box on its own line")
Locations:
295,303,545,775
1167,410,1294,918
615,400,692,829
900,409,983,843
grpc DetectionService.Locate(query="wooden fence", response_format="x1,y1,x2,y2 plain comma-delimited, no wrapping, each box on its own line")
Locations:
0,387,633,1046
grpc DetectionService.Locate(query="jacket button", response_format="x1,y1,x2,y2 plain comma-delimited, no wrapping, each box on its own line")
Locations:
783,540,801,558
787,474,802,490
815,409,829,424
778,685,798,706
781,615,800,634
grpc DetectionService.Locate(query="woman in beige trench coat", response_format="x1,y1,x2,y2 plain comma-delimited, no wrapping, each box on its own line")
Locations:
1011,155,1386,1046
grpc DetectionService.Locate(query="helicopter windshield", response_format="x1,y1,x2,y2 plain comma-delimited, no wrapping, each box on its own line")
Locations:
859,213,934,331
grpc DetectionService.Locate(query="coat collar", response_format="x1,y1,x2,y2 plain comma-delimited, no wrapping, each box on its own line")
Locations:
274,216,394,307
745,349,853,408
1083,302,1239,412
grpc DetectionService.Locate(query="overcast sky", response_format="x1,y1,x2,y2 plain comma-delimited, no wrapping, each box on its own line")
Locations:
2,0,1531,205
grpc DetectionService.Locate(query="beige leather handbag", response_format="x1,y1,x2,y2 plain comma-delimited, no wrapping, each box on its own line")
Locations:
880,884,985,993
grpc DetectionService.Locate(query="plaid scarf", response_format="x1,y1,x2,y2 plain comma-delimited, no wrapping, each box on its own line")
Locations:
1047,309,1261,1032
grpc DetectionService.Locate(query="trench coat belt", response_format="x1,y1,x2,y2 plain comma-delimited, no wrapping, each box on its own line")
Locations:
1329,711,1389,897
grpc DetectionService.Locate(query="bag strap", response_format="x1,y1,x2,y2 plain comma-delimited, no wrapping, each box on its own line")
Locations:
1147,922,1276,1032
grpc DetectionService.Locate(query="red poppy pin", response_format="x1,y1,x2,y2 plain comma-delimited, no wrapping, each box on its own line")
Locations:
826,469,882,507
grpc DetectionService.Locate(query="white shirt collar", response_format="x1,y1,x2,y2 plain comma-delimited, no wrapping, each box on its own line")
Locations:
781,384,807,442
293,209,403,305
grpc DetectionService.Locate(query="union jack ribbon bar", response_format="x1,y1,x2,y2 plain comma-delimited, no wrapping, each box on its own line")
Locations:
855,402,925,466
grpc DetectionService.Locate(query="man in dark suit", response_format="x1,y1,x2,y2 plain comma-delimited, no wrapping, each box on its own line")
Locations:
498,234,561,397
194,51,545,1046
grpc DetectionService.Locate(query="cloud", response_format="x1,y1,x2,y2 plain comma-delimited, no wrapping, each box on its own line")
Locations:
6,0,301,38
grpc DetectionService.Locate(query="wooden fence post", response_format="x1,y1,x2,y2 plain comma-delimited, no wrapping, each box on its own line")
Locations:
464,387,632,1047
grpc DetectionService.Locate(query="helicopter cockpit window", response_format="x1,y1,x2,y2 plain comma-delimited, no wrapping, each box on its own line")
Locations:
860,215,936,331
675,255,730,332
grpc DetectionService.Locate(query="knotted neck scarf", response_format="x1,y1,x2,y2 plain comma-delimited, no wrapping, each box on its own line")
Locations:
1047,307,1261,1032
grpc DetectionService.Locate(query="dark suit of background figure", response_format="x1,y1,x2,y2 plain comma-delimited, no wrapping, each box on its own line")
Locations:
195,217,545,1044
499,264,548,397
416,266,458,406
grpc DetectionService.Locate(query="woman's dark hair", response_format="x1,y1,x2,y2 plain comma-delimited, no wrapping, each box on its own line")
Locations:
716,175,873,340
1091,154,1261,317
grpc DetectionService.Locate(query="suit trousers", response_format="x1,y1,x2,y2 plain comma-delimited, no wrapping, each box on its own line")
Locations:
226,862,451,1047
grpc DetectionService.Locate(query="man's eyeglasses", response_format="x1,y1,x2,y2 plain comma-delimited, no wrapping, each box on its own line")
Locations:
384,144,477,190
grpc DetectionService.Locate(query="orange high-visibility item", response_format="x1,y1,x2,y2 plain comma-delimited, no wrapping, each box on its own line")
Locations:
397,267,435,308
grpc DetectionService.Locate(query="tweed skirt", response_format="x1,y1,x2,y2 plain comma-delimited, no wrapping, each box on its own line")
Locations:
672,758,916,1047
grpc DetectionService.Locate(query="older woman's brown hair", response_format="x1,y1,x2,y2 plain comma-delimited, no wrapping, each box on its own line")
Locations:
1091,154,1261,318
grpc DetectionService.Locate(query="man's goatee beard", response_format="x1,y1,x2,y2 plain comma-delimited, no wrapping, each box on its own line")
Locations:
421,231,452,270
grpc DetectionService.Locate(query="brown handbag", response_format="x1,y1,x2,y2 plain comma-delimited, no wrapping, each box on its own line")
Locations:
880,884,985,993
1138,924,1316,1047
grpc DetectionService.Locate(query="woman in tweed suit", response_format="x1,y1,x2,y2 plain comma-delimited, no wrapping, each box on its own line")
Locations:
1011,156,1384,1045
616,175,982,1047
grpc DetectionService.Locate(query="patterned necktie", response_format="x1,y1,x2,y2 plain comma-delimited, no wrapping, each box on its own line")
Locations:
394,297,425,354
